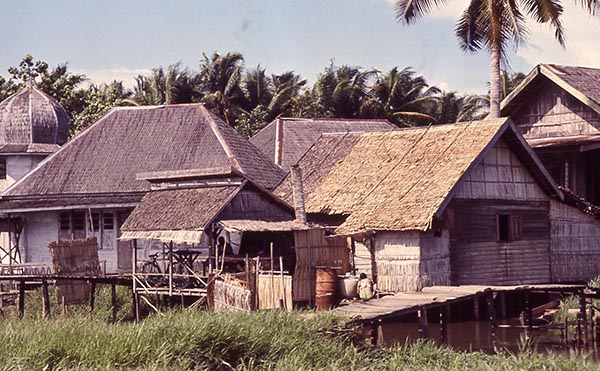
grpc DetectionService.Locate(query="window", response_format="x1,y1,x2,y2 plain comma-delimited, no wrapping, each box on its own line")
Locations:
497,214,522,242
72,212,85,230
91,212,100,232
103,212,114,230
0,158,6,180
59,213,71,231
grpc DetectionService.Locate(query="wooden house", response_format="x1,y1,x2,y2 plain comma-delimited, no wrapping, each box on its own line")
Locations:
276,118,600,292
0,104,286,273
250,118,395,170
501,64,600,205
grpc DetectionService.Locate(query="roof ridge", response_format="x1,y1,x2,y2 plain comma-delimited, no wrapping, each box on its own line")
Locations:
199,105,243,172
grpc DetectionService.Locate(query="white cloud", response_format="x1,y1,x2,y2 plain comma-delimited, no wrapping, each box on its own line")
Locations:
518,5,600,68
71,68,152,89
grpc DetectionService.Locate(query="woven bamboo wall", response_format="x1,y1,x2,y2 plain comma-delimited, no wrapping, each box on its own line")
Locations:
372,231,450,292
257,273,293,311
550,200,600,282
48,237,101,304
293,229,349,302
213,280,253,311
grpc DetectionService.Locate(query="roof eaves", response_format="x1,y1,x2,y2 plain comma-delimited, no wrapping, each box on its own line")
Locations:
540,64,600,116
500,65,542,112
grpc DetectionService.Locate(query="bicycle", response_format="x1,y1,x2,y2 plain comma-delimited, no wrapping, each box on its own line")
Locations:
141,253,165,287
140,252,191,289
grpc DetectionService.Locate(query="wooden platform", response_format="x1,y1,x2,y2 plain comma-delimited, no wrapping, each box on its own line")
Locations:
336,284,584,322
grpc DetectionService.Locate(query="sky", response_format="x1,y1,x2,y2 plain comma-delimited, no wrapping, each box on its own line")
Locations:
1,0,599,94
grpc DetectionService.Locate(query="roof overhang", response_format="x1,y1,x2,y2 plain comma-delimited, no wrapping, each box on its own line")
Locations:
218,219,311,232
527,135,600,152
120,230,203,244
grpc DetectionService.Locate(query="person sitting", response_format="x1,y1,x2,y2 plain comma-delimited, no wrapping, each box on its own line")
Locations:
357,273,374,301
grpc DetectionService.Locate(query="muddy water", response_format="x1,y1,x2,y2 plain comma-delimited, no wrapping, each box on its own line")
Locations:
379,318,600,360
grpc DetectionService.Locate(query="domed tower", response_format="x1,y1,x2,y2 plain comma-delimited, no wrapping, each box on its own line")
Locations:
0,84,70,191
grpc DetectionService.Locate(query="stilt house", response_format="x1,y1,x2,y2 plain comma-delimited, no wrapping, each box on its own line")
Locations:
501,64,600,205
276,118,600,292
0,104,286,273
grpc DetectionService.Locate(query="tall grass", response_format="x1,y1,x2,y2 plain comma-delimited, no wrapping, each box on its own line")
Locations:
0,310,598,370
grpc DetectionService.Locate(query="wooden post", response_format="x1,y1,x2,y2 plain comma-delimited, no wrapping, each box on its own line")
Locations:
89,281,97,319
270,242,275,309
418,307,429,339
111,283,117,323
308,239,312,308
369,321,378,346
440,305,449,343
486,293,498,348
132,239,138,294
565,315,569,345
61,296,67,317
279,256,286,311
207,273,215,310
42,280,51,319
473,297,480,321
595,317,600,345
169,241,174,296
579,291,589,347
523,290,533,338
131,287,139,322
18,280,25,319
499,292,507,318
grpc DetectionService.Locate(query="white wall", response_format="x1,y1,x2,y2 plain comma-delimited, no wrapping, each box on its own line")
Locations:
0,154,46,192
23,211,59,263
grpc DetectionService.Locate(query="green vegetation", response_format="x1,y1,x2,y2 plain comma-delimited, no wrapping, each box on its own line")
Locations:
0,300,597,370
0,53,496,139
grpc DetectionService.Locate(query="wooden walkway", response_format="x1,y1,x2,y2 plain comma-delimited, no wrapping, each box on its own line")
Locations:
336,284,584,322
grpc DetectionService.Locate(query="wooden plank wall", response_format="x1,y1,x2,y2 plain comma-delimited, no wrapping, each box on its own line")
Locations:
449,199,551,285
549,199,600,282
454,139,547,201
257,273,293,311
293,229,349,302
419,230,451,287
218,190,293,221
512,82,600,139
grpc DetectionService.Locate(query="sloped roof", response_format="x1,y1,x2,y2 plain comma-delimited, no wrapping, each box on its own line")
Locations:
275,119,562,233
501,64,600,117
250,118,395,170
0,84,70,146
1,104,286,207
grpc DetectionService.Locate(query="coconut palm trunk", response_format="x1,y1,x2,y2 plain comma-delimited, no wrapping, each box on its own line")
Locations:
489,42,502,118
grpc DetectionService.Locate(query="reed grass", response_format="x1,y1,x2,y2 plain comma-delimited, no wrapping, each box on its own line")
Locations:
0,309,597,370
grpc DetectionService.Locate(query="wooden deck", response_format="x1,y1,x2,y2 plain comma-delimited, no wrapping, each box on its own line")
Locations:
336,284,585,322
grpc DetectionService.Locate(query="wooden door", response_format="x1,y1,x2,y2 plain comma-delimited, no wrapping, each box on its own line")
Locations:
116,211,132,270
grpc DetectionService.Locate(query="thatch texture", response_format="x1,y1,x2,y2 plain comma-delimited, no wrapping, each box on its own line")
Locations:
214,280,253,311
250,118,394,170
219,219,310,232
276,118,560,234
121,185,239,233
0,85,70,146
1,104,286,211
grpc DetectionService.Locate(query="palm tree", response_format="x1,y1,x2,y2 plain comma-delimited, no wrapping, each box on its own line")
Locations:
395,0,565,118
198,52,246,125
361,67,439,127
434,91,488,124
133,63,198,105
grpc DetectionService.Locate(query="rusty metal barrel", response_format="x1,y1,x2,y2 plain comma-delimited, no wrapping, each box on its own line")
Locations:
315,267,337,311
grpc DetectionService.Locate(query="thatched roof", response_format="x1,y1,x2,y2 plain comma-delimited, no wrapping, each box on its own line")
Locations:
250,118,395,170
0,104,286,211
275,118,561,233
121,179,296,243
502,64,600,117
218,219,310,232
0,85,69,148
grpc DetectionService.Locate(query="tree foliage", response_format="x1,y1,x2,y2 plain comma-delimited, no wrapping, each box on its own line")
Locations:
0,53,530,139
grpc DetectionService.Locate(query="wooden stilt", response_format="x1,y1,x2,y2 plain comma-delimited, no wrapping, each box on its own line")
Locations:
473,297,480,320
579,292,589,347
42,280,51,319
89,281,97,319
486,293,498,348
111,283,117,323
440,305,449,343
133,292,140,322
499,292,507,318
595,317,600,345
418,307,429,339
18,280,25,319
369,321,378,346
523,290,532,338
